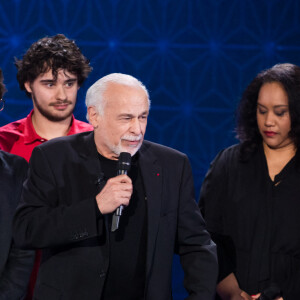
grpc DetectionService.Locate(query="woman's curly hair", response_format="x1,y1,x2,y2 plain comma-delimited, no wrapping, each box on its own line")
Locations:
236,63,300,160
15,34,92,97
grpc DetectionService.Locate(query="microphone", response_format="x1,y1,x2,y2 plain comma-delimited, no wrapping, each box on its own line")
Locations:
111,152,132,232
257,283,282,300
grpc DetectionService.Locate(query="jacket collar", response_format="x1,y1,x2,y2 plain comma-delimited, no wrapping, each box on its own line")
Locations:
75,131,103,187
138,141,163,279
22,110,77,144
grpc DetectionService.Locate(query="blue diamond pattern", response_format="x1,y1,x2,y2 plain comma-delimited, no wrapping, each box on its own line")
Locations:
1,1,300,297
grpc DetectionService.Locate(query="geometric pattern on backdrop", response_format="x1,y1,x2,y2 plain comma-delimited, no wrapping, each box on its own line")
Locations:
0,1,299,297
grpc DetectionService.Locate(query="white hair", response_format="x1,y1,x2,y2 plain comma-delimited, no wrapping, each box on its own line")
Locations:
85,73,150,121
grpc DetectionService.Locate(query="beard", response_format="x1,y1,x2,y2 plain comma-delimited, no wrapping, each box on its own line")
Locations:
32,93,75,122
110,134,143,157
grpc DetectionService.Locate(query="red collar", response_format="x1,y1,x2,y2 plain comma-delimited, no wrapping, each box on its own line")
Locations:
20,110,76,144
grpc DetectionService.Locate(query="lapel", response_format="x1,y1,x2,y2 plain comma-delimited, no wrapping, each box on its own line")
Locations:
76,131,102,182
74,132,107,197
75,131,110,234
138,141,163,277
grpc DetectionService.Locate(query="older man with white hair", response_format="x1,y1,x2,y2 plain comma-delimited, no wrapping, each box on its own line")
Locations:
13,73,218,300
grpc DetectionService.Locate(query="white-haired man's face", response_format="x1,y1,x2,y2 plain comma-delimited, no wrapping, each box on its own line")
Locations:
88,82,149,160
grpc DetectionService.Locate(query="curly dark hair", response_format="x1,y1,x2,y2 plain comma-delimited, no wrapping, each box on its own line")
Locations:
15,34,92,97
0,69,7,99
236,63,300,159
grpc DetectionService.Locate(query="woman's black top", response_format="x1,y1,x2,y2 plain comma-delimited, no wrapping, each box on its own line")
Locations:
199,143,300,299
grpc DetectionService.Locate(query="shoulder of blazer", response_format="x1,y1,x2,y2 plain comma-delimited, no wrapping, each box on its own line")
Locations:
0,150,28,174
37,131,93,150
0,151,28,209
141,140,187,159
32,131,96,158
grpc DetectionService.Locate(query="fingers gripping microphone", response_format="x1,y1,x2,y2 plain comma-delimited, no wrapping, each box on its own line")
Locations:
111,152,132,232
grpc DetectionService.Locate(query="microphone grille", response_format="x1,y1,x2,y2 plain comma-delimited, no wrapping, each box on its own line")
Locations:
118,152,131,171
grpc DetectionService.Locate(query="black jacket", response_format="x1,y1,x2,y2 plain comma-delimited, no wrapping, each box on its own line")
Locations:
0,151,34,299
13,131,217,300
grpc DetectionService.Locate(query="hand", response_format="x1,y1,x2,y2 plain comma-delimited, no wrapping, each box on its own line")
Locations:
218,289,252,300
95,174,133,214
240,290,253,300
249,293,283,300
221,291,250,300
217,273,253,300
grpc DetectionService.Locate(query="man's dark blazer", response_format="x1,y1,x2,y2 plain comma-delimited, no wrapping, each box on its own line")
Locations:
0,151,34,299
13,131,217,300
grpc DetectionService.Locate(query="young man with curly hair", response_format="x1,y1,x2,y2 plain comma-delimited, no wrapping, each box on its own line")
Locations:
0,33,93,161
0,34,93,299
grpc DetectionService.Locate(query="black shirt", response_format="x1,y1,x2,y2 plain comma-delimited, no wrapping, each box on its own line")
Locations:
99,153,147,300
199,143,300,300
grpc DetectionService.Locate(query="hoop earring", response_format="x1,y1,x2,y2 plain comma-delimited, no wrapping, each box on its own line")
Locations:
0,98,5,112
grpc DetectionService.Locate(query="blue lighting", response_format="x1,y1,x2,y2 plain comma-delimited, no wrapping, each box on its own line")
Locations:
210,40,219,54
108,39,118,50
264,41,275,55
158,40,168,52
10,35,21,48
182,103,193,117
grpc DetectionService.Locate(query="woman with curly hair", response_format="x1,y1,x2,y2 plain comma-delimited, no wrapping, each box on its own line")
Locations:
199,63,300,300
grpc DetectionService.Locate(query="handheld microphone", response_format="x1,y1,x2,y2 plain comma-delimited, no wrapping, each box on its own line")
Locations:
111,152,132,232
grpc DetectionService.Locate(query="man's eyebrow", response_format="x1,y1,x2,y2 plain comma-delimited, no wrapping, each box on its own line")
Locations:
39,79,55,83
39,78,77,84
140,110,149,116
118,111,149,117
118,113,133,117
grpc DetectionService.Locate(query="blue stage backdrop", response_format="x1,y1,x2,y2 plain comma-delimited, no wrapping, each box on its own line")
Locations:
1,0,300,298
